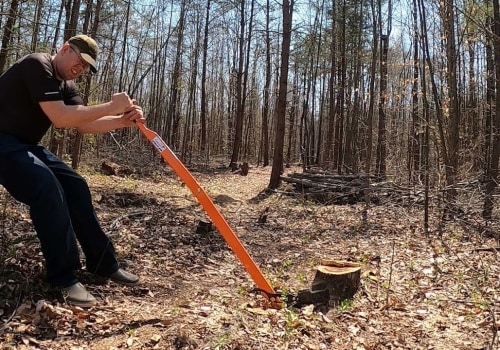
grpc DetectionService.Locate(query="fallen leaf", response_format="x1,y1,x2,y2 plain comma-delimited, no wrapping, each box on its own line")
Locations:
302,304,314,317
151,334,162,342
246,307,270,316
126,337,135,346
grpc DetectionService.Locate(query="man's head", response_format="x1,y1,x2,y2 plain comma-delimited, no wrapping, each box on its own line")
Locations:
68,35,98,74
52,34,99,81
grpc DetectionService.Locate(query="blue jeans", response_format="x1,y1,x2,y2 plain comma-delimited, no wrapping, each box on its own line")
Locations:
0,135,118,287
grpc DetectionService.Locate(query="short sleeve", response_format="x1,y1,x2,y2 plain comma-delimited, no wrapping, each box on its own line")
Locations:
62,81,84,106
21,54,63,103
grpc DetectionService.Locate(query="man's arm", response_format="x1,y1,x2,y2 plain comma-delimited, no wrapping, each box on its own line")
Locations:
39,92,132,128
76,104,144,134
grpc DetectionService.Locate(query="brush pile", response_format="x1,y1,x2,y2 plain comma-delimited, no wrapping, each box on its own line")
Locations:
281,169,412,204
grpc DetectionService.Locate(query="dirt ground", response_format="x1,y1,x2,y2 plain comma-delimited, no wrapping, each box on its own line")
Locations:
0,162,499,350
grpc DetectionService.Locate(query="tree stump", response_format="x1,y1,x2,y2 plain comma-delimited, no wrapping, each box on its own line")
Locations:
240,162,249,176
231,162,249,176
311,259,361,306
101,161,132,177
196,220,214,234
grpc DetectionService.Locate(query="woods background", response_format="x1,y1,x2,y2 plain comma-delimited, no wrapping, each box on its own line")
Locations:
0,0,499,223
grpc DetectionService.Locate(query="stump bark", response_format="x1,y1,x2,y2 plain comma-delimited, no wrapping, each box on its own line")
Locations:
101,161,132,177
312,259,361,305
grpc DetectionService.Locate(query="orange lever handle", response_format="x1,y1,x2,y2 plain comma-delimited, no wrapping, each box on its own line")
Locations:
136,122,277,297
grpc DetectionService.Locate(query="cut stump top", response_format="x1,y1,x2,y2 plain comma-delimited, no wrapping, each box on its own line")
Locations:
317,265,361,275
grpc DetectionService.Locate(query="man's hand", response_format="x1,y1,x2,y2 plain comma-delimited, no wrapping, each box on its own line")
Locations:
121,100,145,126
110,92,133,114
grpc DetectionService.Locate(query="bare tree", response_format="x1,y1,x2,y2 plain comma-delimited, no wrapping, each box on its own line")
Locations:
417,0,432,236
0,0,19,74
441,0,460,214
260,0,272,167
200,0,212,153
51,1,65,54
483,16,494,209
375,0,391,179
344,0,364,173
365,0,379,177
118,0,130,92
333,0,347,174
30,0,43,52
181,9,202,163
483,0,500,219
229,0,254,170
167,0,186,150
72,0,103,169
269,0,294,189
49,0,81,157
409,0,421,184
64,0,81,40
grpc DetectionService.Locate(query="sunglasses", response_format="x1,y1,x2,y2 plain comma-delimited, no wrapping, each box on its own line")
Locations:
69,45,90,73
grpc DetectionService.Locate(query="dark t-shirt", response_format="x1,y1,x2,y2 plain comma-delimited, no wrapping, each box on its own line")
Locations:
0,53,83,144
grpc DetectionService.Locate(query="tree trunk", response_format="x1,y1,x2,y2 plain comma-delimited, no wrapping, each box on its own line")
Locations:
168,1,186,150
483,0,500,219
181,12,201,163
418,0,433,236
269,0,294,189
344,0,364,173
286,84,298,167
442,0,460,214
229,0,248,170
315,62,327,166
301,72,312,169
72,0,103,170
466,33,479,171
420,0,450,196
64,0,81,40
376,33,388,179
50,0,80,157
0,0,19,74
51,1,65,54
365,0,378,177
483,17,494,192
410,0,421,184
325,1,336,169
334,0,346,174
118,0,130,92
240,0,255,162
30,0,43,52
260,0,272,167
200,0,211,152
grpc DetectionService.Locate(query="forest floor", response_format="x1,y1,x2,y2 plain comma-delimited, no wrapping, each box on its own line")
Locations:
0,158,499,350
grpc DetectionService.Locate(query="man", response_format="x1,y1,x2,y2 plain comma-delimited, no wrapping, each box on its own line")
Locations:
0,34,145,307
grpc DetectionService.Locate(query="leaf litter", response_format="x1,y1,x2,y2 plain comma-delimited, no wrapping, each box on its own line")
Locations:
0,164,498,349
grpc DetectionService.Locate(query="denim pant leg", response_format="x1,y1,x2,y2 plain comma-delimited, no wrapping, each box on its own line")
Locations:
0,137,79,287
0,136,119,285
43,149,119,276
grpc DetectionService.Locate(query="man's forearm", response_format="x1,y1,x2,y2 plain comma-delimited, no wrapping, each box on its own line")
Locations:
40,92,132,128
76,115,129,134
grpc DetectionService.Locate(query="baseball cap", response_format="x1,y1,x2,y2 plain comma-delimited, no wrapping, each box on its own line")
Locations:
68,34,98,73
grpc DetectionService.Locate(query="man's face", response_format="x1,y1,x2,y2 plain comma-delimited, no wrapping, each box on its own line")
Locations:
56,44,90,80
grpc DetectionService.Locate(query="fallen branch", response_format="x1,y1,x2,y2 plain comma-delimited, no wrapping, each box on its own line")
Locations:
0,292,22,335
280,171,420,204
109,211,147,232
472,247,500,253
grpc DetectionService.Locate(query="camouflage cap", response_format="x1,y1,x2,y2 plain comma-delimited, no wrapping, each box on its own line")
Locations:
68,34,98,73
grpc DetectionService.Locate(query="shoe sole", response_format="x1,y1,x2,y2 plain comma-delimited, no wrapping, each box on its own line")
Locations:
110,278,140,287
66,299,97,308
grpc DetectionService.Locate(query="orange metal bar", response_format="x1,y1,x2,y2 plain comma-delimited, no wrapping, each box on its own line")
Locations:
136,122,276,297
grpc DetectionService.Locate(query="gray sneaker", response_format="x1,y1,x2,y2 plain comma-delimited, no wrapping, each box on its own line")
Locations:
62,282,97,307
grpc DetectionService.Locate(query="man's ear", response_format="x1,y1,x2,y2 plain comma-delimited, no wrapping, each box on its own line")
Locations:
61,43,71,55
